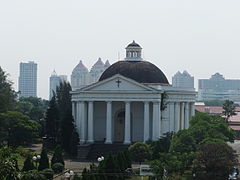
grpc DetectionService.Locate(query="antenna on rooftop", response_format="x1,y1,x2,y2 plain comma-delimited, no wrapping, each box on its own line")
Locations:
118,52,120,61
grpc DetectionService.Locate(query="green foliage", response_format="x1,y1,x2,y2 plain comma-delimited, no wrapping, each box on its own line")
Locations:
51,146,64,167
45,81,79,156
194,142,238,180
21,170,46,180
0,66,16,113
0,147,19,180
150,112,237,178
69,128,80,157
0,111,41,146
128,142,151,164
169,130,196,153
38,148,49,171
223,100,237,122
22,155,35,171
123,149,132,169
148,132,173,159
190,112,235,143
45,94,59,142
16,97,49,122
51,163,64,174
39,169,54,180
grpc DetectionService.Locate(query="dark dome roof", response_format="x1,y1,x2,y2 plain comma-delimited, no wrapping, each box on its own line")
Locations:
99,61,169,84
127,40,141,48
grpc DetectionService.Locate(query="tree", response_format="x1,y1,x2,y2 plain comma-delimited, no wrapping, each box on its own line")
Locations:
38,148,49,171
0,67,16,113
0,111,41,146
22,155,35,171
45,94,59,142
69,128,80,157
128,142,151,164
169,130,196,153
51,146,64,167
223,100,236,123
0,146,19,180
56,81,78,155
194,142,238,180
16,97,49,122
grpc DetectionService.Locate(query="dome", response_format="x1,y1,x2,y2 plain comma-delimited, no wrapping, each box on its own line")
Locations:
126,40,141,48
99,61,169,84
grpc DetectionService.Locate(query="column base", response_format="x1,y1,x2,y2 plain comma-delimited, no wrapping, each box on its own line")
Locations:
123,141,131,145
87,140,94,144
80,140,86,144
105,140,113,144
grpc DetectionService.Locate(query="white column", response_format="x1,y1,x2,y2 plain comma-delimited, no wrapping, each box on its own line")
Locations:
124,102,131,144
144,102,150,142
162,104,170,135
72,101,76,123
169,102,175,132
180,102,185,130
79,101,87,144
76,102,81,136
174,102,180,132
105,101,113,144
152,101,161,141
190,102,195,117
184,103,190,129
87,101,94,143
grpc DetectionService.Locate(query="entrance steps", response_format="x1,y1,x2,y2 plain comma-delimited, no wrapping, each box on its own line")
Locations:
77,142,129,160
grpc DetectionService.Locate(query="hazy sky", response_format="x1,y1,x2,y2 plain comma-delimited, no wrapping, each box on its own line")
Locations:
1,0,240,99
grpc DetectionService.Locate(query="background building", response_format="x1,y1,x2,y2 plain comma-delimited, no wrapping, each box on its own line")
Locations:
172,71,194,89
71,58,110,90
198,73,240,103
18,61,37,97
49,70,67,99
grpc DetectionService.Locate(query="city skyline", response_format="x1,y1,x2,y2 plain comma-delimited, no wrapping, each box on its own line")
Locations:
1,0,240,99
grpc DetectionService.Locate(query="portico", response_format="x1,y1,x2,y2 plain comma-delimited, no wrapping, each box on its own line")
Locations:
71,74,196,145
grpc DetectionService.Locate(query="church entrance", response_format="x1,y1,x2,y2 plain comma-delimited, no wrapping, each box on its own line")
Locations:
114,111,125,142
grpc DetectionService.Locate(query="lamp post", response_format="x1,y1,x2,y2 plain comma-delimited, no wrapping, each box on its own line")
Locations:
32,155,41,169
64,170,74,180
97,156,104,162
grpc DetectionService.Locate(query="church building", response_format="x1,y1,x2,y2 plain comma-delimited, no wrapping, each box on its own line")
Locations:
71,41,196,146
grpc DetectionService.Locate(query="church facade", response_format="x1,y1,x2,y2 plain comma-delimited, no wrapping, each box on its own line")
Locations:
71,41,196,145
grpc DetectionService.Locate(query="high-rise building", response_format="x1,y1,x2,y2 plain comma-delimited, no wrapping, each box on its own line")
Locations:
89,58,106,84
18,61,37,97
172,71,194,89
71,58,110,90
198,73,240,102
49,70,67,99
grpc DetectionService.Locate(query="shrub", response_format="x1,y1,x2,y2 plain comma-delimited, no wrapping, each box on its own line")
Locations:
21,170,46,180
39,168,54,180
51,146,64,167
22,155,35,171
38,148,49,171
51,163,64,174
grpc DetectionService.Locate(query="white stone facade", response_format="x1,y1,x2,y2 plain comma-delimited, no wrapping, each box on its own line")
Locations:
71,74,196,144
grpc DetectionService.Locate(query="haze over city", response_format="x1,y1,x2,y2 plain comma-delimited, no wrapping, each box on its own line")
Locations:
1,0,240,99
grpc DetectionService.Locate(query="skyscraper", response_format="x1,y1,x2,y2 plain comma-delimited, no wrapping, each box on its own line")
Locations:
172,71,194,89
18,61,37,98
49,70,67,100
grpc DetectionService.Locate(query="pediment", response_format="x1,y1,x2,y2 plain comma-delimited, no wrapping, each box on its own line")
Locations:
80,74,155,92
